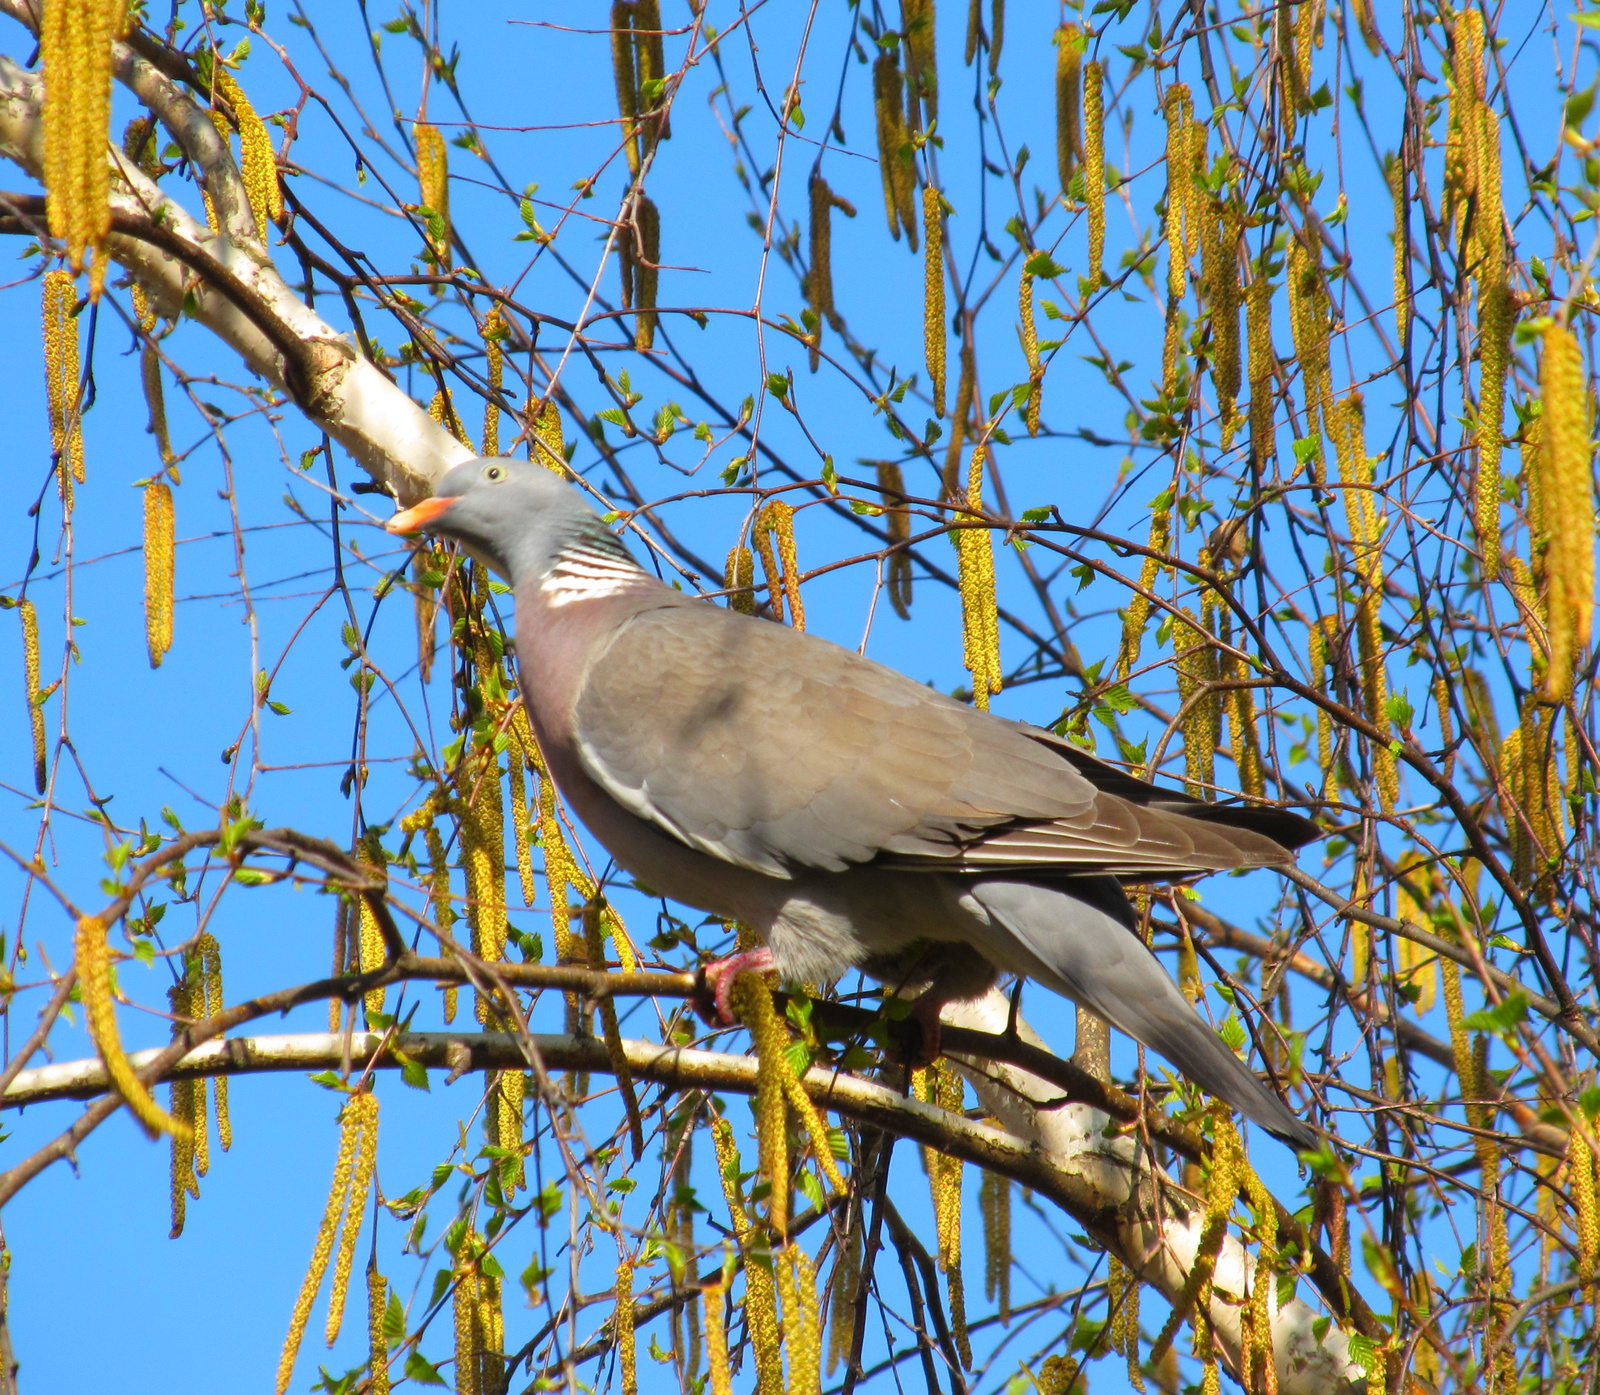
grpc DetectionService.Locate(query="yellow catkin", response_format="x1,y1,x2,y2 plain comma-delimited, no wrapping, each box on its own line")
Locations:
367,1265,391,1395
610,1,641,174
530,397,567,474
354,838,388,1020
827,1226,863,1375
703,1282,733,1395
1213,602,1264,803
1331,395,1397,811
198,932,230,1150
876,461,914,619
980,1169,1011,1321
781,1244,823,1395
872,50,917,248
1308,618,1336,801
1175,607,1219,798
1202,200,1243,446
633,0,668,152
754,501,805,630
460,753,506,1026
277,1097,363,1394
42,269,84,494
1388,158,1410,350
1054,24,1084,198
923,186,946,419
1118,507,1171,679
41,0,125,296
414,121,450,268
902,0,937,128
212,67,281,241
1151,1116,1241,1369
1163,85,1193,304
924,1064,970,1368
614,1256,637,1395
584,899,644,1159
168,977,200,1238
1083,59,1105,285
1246,274,1275,468
144,481,175,668
1476,279,1512,581
453,1248,482,1395
1394,855,1438,1015
422,822,457,1021
133,282,174,467
1540,322,1594,700
325,1092,379,1346
1571,1126,1600,1277
1242,1160,1279,1395
20,600,46,795
629,194,660,352
953,446,1001,707
941,338,977,499
725,545,756,614
805,174,853,369
731,972,790,1238
711,1119,784,1395
1019,270,1041,436
1287,231,1332,484
507,742,535,907
76,914,185,1140
481,307,506,458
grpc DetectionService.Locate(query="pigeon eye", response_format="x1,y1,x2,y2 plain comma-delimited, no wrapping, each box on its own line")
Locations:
484,464,505,482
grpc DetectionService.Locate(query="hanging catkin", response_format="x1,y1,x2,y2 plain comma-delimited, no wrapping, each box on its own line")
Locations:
805,172,855,369
78,913,186,1140
1175,606,1219,798
1246,273,1276,467
1084,59,1105,284
901,0,938,127
1054,24,1084,197
923,186,946,418
710,1118,784,1395
42,269,85,495
877,461,914,619
1388,157,1410,351
1201,199,1243,446
414,121,450,268
1538,321,1593,700
20,600,46,795
1118,505,1171,679
211,66,282,241
872,51,917,247
144,481,175,667
1019,269,1042,435
1331,394,1397,811
953,446,1001,707
41,0,126,295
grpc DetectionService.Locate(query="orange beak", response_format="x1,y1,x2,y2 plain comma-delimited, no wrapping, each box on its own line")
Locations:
384,494,456,535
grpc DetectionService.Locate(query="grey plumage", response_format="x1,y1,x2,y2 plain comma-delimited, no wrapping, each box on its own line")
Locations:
387,458,1320,1149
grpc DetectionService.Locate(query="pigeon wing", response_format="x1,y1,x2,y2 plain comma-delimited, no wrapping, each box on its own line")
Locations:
572,602,1306,878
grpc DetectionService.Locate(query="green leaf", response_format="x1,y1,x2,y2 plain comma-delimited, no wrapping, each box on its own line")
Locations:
1023,251,1068,279
1461,992,1528,1036
403,1352,448,1386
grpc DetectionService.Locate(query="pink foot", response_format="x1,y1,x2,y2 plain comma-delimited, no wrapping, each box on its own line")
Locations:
701,947,777,1024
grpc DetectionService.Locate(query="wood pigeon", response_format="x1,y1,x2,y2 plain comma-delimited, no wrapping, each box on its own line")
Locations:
387,458,1320,1149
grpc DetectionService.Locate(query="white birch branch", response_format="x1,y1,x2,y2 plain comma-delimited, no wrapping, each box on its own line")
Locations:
0,39,471,503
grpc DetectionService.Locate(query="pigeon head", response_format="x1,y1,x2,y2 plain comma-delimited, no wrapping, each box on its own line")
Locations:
385,456,625,587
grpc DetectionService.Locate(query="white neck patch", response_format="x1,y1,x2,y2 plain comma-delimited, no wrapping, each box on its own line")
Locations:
540,543,646,608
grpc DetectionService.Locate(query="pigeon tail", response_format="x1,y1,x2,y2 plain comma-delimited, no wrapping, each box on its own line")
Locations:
968,878,1318,1151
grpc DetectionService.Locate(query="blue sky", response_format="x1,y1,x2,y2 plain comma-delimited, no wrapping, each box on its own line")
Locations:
0,3,1586,1392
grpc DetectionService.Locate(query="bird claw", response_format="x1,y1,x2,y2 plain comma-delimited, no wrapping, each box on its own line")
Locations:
698,946,778,1025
